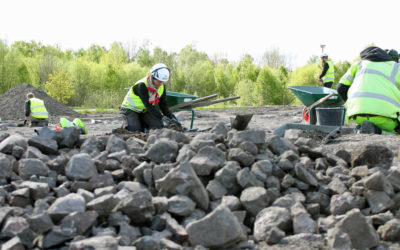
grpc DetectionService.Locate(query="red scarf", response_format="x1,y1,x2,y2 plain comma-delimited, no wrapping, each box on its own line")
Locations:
147,75,161,105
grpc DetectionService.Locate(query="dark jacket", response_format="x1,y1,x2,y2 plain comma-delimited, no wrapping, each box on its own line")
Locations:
133,82,173,119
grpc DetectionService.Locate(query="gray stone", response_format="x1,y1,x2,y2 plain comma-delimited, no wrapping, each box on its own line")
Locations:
315,157,329,171
28,136,58,154
145,139,179,163
190,146,225,176
330,192,357,215
206,179,227,200
281,174,295,189
47,155,69,175
327,177,347,194
18,158,49,179
80,137,101,157
189,139,215,152
59,126,81,148
351,144,393,168
387,167,400,192
371,211,394,227
65,153,97,180
334,149,352,165
214,161,241,195
69,235,118,250
251,159,273,183
47,193,86,221
19,181,50,200
210,122,228,137
118,222,141,246
284,129,303,142
59,211,98,235
155,161,209,210
227,129,266,148
113,189,154,225
337,208,379,249
275,233,325,249
21,145,50,162
1,217,29,238
294,137,317,148
326,153,348,167
236,167,263,188
148,128,190,144
186,205,246,248
365,171,387,191
221,195,241,211
350,165,369,178
106,134,128,153
0,155,12,183
366,190,394,214
377,218,400,241
239,141,258,155
253,206,291,242
87,194,118,217
267,135,297,156
278,158,294,172
0,206,13,226
240,187,269,217
295,163,318,187
132,235,160,250
327,227,352,250
293,212,316,234
26,212,54,234
1,236,24,250
164,213,187,242
167,195,196,217
152,196,168,214
0,134,28,154
176,144,195,164
107,150,127,163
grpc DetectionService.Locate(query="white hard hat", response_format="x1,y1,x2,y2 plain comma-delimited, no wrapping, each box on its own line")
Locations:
320,53,328,58
151,63,170,82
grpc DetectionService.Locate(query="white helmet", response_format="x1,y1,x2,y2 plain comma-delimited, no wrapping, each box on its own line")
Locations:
320,53,328,58
151,63,170,82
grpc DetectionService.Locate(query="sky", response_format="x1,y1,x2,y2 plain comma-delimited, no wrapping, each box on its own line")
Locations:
1,0,400,68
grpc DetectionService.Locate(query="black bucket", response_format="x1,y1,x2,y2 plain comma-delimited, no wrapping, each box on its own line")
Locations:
315,107,345,126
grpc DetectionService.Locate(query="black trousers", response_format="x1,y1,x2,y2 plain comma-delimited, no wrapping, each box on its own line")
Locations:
322,81,333,88
120,108,162,132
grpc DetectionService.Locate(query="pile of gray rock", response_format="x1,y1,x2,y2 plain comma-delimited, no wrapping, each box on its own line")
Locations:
0,124,400,250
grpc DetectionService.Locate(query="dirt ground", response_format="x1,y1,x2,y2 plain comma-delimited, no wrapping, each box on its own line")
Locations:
2,105,400,163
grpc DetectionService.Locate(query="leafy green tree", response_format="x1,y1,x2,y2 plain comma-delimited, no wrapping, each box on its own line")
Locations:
185,60,215,97
136,41,153,67
255,67,284,105
100,42,128,65
235,79,257,106
85,45,106,63
334,61,351,87
289,64,319,86
214,64,235,98
45,70,74,104
235,55,260,82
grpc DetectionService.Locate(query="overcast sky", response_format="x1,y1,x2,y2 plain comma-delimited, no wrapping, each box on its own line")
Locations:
1,0,399,68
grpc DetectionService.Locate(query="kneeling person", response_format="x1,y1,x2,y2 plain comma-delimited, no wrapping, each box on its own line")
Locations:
25,92,49,127
120,63,178,132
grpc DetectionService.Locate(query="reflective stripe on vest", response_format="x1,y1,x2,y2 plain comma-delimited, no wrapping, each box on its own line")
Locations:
121,76,164,112
348,92,400,109
355,62,400,90
30,98,48,118
322,60,335,83
345,60,400,118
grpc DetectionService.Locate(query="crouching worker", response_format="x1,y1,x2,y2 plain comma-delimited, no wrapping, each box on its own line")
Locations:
25,92,49,127
60,117,88,134
119,63,180,132
337,46,400,134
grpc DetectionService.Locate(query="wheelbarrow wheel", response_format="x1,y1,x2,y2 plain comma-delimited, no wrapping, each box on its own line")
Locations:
302,107,310,123
302,107,317,125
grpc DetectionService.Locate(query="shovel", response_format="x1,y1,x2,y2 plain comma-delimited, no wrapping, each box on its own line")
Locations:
304,93,335,116
231,114,253,130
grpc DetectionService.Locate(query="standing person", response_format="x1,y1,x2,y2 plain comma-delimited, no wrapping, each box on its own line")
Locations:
318,53,335,88
120,63,179,132
25,92,49,127
336,46,400,134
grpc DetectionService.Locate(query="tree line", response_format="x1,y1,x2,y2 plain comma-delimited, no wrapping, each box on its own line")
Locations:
0,40,352,108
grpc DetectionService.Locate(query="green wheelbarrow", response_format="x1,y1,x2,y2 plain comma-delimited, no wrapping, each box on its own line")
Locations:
288,86,345,125
166,91,240,129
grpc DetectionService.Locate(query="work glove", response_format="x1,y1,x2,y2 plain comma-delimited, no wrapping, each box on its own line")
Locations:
23,119,27,126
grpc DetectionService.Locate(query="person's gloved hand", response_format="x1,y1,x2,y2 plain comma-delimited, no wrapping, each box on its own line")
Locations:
23,119,27,126
171,117,182,127
162,116,173,127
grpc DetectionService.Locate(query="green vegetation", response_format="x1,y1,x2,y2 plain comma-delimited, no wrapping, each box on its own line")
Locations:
0,40,352,108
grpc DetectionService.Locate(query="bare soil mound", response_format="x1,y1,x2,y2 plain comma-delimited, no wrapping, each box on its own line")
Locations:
0,83,80,123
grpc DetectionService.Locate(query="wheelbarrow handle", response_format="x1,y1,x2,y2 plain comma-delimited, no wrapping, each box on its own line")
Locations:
170,94,219,110
304,93,335,115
